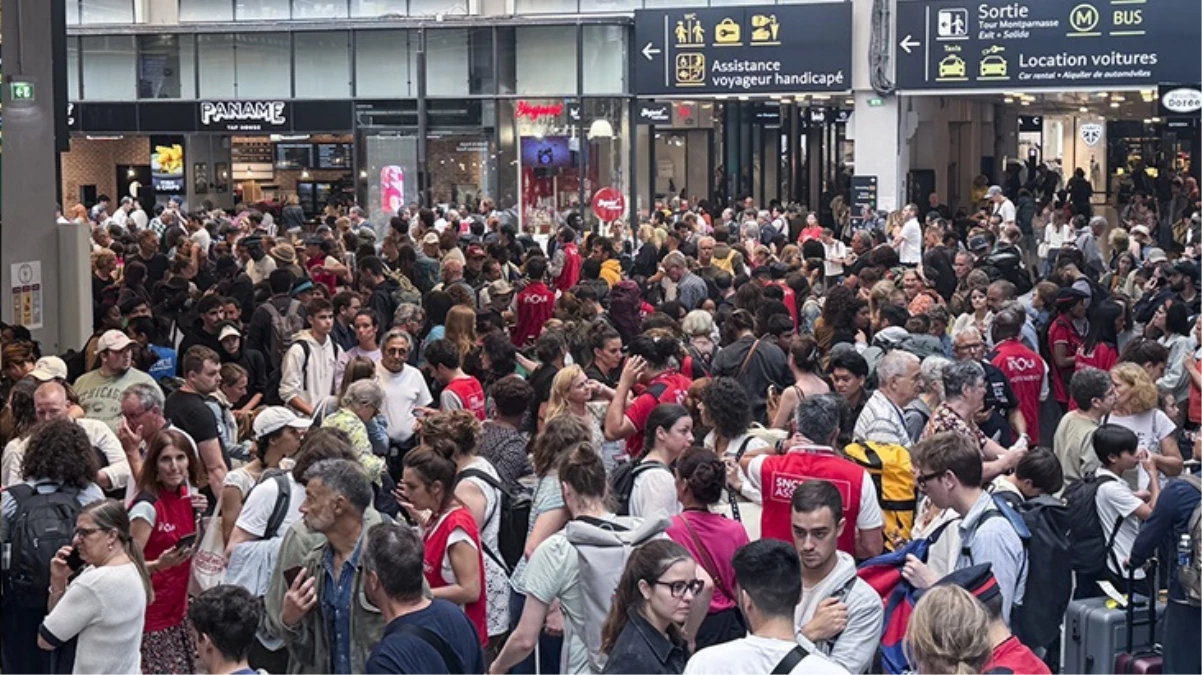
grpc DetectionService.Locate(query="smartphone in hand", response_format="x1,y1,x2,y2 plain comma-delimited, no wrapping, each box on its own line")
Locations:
174,533,198,551
283,565,304,588
65,548,85,572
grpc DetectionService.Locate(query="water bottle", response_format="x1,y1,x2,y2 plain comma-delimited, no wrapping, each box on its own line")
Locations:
1179,533,1192,569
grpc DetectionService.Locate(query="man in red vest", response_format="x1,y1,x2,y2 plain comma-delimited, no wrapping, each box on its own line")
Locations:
740,394,884,560
988,307,1046,446
550,227,582,292
425,338,486,421
512,256,555,348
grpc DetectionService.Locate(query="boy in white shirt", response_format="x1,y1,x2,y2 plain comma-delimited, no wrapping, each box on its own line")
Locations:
1090,423,1159,596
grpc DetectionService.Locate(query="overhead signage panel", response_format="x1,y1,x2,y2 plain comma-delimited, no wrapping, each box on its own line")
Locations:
895,0,1202,92
633,3,853,96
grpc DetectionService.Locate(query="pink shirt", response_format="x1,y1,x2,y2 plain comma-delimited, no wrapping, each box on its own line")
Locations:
666,510,750,612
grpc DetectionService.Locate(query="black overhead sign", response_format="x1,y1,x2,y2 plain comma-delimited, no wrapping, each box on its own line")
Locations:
633,3,852,96
894,0,1202,92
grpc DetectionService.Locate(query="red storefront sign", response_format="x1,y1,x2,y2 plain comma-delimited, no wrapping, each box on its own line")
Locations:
591,187,626,222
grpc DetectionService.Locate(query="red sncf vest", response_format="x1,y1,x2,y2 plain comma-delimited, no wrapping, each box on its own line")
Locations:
555,242,582,291
444,376,486,420
423,506,487,644
759,450,865,555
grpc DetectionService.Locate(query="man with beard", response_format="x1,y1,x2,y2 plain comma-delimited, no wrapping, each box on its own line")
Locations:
791,480,883,674
74,329,161,433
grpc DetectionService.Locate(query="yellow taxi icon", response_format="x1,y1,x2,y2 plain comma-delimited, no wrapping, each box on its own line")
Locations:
938,55,966,78
980,54,1007,77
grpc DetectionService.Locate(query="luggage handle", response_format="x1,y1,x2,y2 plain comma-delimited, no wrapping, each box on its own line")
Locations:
1125,558,1157,653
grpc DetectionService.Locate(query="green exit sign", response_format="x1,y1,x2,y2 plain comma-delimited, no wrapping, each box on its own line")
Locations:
10,81,34,101
867,97,886,107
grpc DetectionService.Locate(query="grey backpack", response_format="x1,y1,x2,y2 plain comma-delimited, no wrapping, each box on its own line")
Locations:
562,515,669,673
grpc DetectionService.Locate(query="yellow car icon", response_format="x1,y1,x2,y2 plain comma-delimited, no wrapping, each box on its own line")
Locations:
980,55,1007,77
938,55,966,78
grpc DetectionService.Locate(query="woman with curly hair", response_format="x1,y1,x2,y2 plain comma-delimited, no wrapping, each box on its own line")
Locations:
1108,362,1183,488
699,377,770,538
129,428,209,675
1,419,106,672
665,446,750,650
813,284,858,355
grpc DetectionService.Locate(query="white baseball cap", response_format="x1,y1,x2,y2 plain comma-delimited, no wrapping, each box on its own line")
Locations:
252,406,312,439
96,329,134,353
29,356,68,381
218,325,242,341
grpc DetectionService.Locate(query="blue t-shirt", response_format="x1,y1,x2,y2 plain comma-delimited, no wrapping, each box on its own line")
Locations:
365,599,485,675
147,344,177,382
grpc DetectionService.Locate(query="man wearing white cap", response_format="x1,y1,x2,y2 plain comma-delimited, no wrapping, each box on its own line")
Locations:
225,406,310,557
987,185,1017,228
73,329,161,433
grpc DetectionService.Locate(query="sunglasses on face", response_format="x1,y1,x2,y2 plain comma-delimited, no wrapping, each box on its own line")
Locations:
916,470,946,488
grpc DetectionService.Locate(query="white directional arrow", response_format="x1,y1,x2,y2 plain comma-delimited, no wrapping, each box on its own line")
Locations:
899,34,921,54
642,41,662,61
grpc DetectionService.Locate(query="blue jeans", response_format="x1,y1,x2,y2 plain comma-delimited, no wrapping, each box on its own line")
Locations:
507,590,563,675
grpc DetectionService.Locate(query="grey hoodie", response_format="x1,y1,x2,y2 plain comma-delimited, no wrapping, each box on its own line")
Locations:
794,551,884,674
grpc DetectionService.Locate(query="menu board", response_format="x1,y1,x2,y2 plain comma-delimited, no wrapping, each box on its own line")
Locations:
849,175,878,231
275,143,314,170
232,141,273,164
316,143,353,169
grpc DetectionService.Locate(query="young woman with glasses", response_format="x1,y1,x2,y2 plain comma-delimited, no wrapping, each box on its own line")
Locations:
599,540,703,674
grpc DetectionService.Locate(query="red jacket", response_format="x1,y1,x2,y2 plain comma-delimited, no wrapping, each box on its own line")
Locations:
554,242,582,292
512,281,554,347
133,486,196,633
758,449,865,555
991,338,1046,446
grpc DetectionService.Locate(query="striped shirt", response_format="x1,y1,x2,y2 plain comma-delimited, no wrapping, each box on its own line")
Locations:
853,390,911,447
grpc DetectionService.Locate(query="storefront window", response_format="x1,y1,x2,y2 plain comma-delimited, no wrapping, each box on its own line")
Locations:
350,0,407,17
295,32,350,99
235,0,289,20
67,37,80,100
428,134,496,207
643,0,705,7
80,0,134,24
581,0,640,11
410,0,469,15
363,133,419,225
355,30,415,98
514,0,578,14
81,35,137,100
138,35,196,99
234,34,291,98
67,0,81,25
426,29,471,98
513,26,578,96
198,34,235,98
580,98,631,230
292,0,347,19
582,25,626,95
180,0,234,22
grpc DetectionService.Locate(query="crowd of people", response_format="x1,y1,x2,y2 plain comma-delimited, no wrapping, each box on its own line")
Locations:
2,174,1200,675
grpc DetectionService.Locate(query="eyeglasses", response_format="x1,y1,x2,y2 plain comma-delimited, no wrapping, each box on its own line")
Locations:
655,579,705,598
915,470,946,488
73,526,107,538
955,342,984,352
385,348,409,356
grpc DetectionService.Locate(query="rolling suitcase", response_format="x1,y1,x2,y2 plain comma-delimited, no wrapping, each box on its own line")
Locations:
1114,564,1163,674
1063,567,1162,673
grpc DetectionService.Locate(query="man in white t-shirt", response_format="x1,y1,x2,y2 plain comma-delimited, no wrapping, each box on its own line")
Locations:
988,185,1017,227
685,539,849,675
225,407,311,556
377,330,433,448
821,228,848,280
1086,424,1159,596
892,203,923,266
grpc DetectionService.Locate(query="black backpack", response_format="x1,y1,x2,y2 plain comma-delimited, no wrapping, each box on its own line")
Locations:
248,470,293,540
994,491,1073,649
609,460,671,517
1063,472,1123,576
456,468,531,573
4,483,81,607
